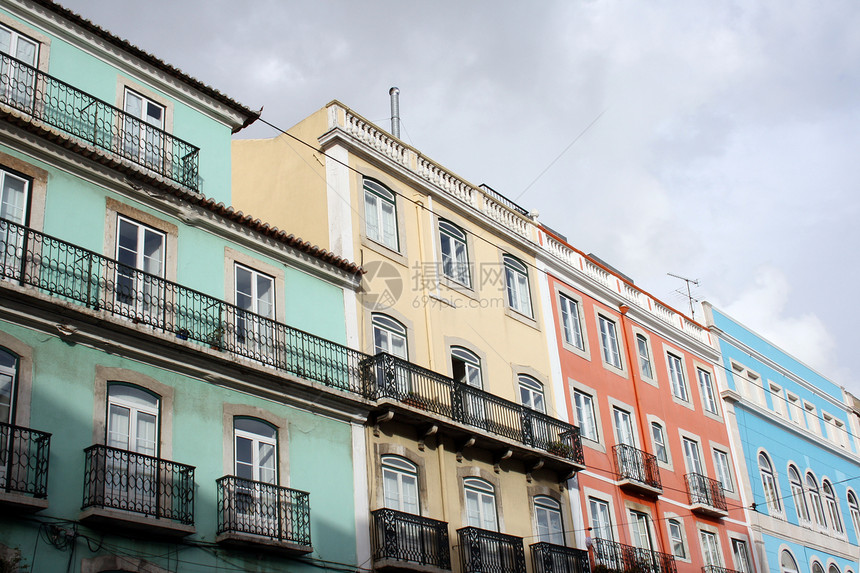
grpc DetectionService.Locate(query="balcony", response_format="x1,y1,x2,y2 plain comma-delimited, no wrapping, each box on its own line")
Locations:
371,508,450,571
613,444,662,497
685,473,728,518
0,422,51,511
0,52,199,191
216,476,312,555
531,542,590,573
703,567,743,573
458,527,526,573
81,444,195,536
364,353,585,471
590,538,676,573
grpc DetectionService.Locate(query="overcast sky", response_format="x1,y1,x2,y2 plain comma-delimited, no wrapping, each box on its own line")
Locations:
60,0,860,397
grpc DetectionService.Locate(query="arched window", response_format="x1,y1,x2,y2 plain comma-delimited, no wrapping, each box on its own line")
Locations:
758,452,781,513
519,375,545,413
829,565,841,573
372,314,408,359
364,179,398,250
0,347,18,424
847,490,860,538
464,477,498,531
107,383,159,456
439,220,470,286
667,519,685,558
534,496,564,545
806,472,827,528
234,417,278,485
812,562,825,573
780,550,799,573
381,455,419,515
503,254,532,317
822,480,844,534
788,465,810,523
451,347,482,389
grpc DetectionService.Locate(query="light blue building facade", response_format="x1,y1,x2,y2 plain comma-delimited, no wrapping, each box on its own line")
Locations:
704,303,860,573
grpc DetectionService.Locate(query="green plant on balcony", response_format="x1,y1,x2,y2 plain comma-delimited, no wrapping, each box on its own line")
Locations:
207,325,225,350
547,440,573,458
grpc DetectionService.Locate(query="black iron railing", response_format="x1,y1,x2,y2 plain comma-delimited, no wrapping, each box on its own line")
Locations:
0,52,200,190
364,353,584,464
371,508,450,569
685,473,727,512
217,476,311,548
613,444,661,490
531,542,590,573
458,526,526,573
0,421,51,498
590,538,676,573
82,444,194,524
703,566,742,573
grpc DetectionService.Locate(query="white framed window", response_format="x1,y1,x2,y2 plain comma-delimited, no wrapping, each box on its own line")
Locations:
439,220,470,287
806,472,827,529
123,88,166,169
381,455,419,515
768,383,785,417
0,167,29,225
786,392,803,425
629,510,653,550
364,179,398,250
613,407,635,447
0,347,17,424
804,402,821,435
519,375,545,413
534,495,564,545
636,334,653,380
667,353,688,402
822,479,844,534
829,565,841,573
713,449,733,492
758,452,782,513
780,550,799,573
559,294,584,350
234,417,277,485
451,347,482,389
788,465,810,524
372,314,408,359
847,490,860,538
107,383,159,456
651,422,667,463
683,437,703,476
503,255,532,317
588,497,613,541
668,519,685,558
574,390,598,442
234,263,275,359
598,315,621,369
731,539,752,573
698,368,718,414
699,530,721,567
0,23,38,107
813,562,826,573
464,477,498,531
114,215,166,319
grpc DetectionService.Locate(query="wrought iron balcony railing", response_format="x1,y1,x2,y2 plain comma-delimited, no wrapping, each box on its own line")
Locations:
82,444,195,524
216,476,311,549
590,538,676,573
531,542,590,573
685,473,727,515
0,52,200,190
0,421,51,498
458,526,526,573
703,566,743,573
613,444,661,491
363,353,584,464
371,508,450,570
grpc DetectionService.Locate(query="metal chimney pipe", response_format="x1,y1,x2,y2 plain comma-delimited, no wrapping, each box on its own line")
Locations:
389,87,401,139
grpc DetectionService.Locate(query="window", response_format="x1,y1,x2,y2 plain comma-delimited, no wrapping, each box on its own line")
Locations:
651,422,667,463
234,418,277,485
698,368,718,414
381,455,419,514
0,23,38,108
758,452,782,513
788,465,810,523
668,519,685,558
712,449,734,492
123,88,166,170
559,294,584,350
0,167,30,277
629,510,653,550
598,315,621,368
503,255,532,317
731,539,752,573
812,562,825,573
613,408,635,447
847,490,860,538
682,438,703,476
667,353,688,401
636,334,653,379
829,566,841,573
114,215,166,319
364,179,398,250
822,479,844,534
806,473,827,528
464,477,498,531
780,550,799,573
574,390,598,442
439,220,469,286
768,383,785,417
519,375,545,413
804,402,821,435
699,530,721,567
452,347,485,424
822,412,836,442
588,497,613,541
235,264,275,359
372,314,408,359
0,348,17,424
786,392,803,425
534,496,564,545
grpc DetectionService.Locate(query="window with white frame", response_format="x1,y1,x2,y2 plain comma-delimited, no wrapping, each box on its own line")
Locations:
588,497,613,541
0,23,39,107
122,88,166,169
768,383,785,417
806,472,827,528
0,347,17,424
451,347,485,424
697,368,718,414
598,315,621,369
574,390,598,442
0,167,31,277
712,449,733,492
235,264,275,358
559,294,584,350
519,375,545,413
628,510,653,550
731,539,752,573
534,495,564,545
847,490,860,538
114,216,166,319
804,402,821,435
667,353,688,401
682,437,703,476
758,452,782,513
699,530,721,567
780,550,799,573
636,334,653,379
439,220,470,287
833,418,850,449
822,479,844,534
464,477,498,531
812,562,825,573
364,179,398,250
372,314,408,359
107,383,159,456
822,412,836,442
829,565,841,573
613,407,635,448
786,392,803,426
503,255,532,317
651,422,668,463
234,417,277,485
381,455,419,515
788,465,810,524
668,519,685,558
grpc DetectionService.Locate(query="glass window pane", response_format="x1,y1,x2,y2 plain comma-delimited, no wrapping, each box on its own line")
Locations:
107,404,130,449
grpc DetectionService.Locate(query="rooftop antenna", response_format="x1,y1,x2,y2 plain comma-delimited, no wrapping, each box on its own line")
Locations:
667,272,700,320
